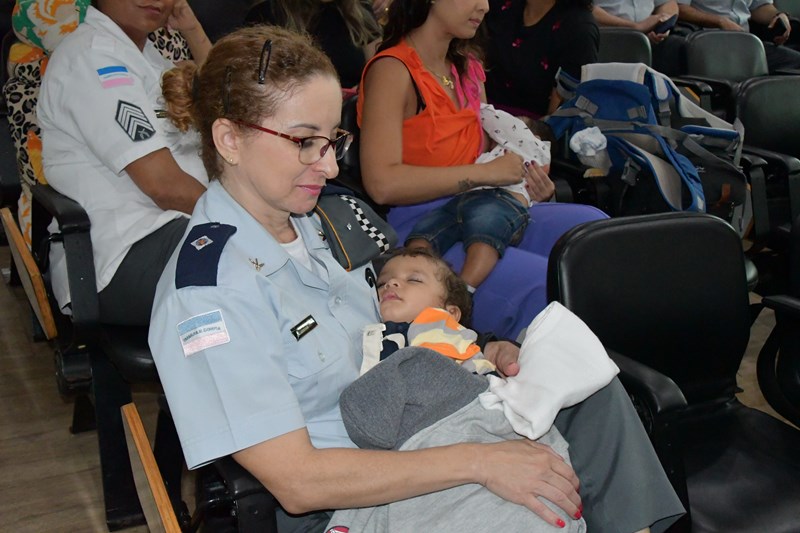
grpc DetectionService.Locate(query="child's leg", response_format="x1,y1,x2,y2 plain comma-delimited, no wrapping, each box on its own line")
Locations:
460,242,499,289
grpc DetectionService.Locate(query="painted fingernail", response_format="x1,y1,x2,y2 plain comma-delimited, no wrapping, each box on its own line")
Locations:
524,161,530,167
574,509,582,519
556,518,566,528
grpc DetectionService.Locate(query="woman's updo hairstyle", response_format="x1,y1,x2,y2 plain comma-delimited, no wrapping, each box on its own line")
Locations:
162,25,338,180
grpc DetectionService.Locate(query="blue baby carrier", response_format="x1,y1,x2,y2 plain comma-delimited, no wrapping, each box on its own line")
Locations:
546,63,749,235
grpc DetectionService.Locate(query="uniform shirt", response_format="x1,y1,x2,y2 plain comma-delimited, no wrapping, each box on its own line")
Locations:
149,181,381,469
38,6,208,309
676,0,773,30
594,0,671,22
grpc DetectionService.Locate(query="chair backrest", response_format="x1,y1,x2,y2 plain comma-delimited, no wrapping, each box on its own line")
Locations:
597,28,653,66
547,212,752,405
121,403,182,533
685,30,768,81
735,75,800,159
774,0,800,19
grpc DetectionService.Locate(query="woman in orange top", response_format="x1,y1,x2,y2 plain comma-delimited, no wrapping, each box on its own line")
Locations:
358,0,607,341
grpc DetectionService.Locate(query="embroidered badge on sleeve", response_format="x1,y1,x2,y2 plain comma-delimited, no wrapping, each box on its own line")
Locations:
115,100,156,141
97,65,134,89
177,310,231,357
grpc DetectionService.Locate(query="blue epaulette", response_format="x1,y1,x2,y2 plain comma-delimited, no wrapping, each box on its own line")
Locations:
175,222,237,289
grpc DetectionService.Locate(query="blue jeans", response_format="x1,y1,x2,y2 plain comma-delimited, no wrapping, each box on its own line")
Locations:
406,189,529,257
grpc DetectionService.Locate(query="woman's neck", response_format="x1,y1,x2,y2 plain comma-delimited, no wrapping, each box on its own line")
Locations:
406,26,452,72
220,178,298,243
524,0,557,26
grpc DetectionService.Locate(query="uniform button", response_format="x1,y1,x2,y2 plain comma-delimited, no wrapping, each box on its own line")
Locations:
318,351,326,362
334,297,342,305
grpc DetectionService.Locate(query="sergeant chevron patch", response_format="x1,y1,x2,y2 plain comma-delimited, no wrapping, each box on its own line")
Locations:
115,100,155,141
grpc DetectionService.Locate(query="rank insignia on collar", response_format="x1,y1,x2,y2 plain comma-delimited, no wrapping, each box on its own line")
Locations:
318,230,326,242
191,235,213,250
249,258,264,272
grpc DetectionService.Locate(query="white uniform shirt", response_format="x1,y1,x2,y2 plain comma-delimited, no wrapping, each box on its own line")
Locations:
150,181,381,469
38,6,208,309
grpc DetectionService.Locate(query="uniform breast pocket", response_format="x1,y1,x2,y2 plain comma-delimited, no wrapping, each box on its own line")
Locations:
285,327,349,410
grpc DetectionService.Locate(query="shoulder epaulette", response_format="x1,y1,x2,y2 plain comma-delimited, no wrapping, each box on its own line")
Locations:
175,222,237,289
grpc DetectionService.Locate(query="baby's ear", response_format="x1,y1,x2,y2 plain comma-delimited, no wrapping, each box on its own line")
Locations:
445,304,462,323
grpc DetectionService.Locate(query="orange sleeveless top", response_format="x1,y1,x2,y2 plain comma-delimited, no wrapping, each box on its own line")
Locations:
357,40,483,168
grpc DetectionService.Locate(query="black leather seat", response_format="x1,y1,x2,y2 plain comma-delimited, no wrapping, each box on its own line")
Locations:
758,213,800,428
678,30,769,121
735,76,800,286
547,212,800,533
597,27,652,65
30,183,185,531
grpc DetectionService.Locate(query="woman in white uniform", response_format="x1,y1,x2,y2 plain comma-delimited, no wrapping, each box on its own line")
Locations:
150,24,683,533
37,0,211,325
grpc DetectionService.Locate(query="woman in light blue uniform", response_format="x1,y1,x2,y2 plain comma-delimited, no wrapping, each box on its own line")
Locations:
150,24,683,533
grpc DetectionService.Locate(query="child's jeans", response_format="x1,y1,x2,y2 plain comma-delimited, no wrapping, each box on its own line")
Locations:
406,188,530,256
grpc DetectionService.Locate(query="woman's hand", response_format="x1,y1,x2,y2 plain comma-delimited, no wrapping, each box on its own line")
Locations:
524,162,555,203
167,0,202,34
483,150,527,187
478,439,582,528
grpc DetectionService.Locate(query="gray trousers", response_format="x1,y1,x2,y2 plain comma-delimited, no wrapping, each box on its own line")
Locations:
554,378,685,533
97,217,188,326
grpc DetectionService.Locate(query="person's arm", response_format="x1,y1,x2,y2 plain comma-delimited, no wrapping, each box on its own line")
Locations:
125,147,205,214
168,0,212,65
592,5,640,28
359,57,528,205
654,0,679,18
234,426,581,527
678,2,745,30
751,3,792,43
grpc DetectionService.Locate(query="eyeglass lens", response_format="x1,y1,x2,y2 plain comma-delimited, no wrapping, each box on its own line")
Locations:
298,134,352,165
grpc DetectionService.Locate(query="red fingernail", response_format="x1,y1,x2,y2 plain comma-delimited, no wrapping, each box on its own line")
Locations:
574,509,582,519
556,518,566,528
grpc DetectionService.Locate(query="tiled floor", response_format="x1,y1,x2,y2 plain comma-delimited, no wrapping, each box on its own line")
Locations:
0,244,790,532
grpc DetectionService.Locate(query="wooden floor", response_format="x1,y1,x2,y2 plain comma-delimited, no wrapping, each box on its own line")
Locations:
0,242,790,532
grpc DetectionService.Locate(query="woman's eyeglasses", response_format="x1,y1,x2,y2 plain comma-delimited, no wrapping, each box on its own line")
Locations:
234,120,353,165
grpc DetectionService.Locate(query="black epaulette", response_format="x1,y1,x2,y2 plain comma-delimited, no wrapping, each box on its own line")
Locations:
175,222,237,289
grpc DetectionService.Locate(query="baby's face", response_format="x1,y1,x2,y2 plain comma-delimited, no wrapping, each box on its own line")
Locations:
376,256,447,323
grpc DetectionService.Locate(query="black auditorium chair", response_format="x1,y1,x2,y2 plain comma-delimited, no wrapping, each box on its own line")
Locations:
597,27,652,65
735,75,800,289
547,212,800,533
678,30,769,121
757,214,800,429
28,183,187,531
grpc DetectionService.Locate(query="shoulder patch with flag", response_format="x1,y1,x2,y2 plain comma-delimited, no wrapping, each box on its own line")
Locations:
177,310,230,357
115,100,155,141
97,65,134,89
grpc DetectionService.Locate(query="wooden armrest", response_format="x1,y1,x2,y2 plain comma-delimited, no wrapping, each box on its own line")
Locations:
121,403,182,533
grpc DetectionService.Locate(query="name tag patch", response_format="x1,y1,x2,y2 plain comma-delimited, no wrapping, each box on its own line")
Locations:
177,310,230,357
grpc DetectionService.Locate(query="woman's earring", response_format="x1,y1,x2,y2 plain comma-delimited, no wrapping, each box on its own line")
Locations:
227,156,236,165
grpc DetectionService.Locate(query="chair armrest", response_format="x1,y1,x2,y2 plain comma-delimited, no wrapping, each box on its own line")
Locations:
742,147,800,229
31,183,91,234
213,456,275,501
741,153,771,244
672,74,735,95
30,183,99,336
608,349,688,420
762,294,800,316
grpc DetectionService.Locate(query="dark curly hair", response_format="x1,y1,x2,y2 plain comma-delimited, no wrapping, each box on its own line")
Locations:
382,246,473,325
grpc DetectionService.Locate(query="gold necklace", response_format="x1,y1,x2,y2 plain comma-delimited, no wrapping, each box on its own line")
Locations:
407,36,455,90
